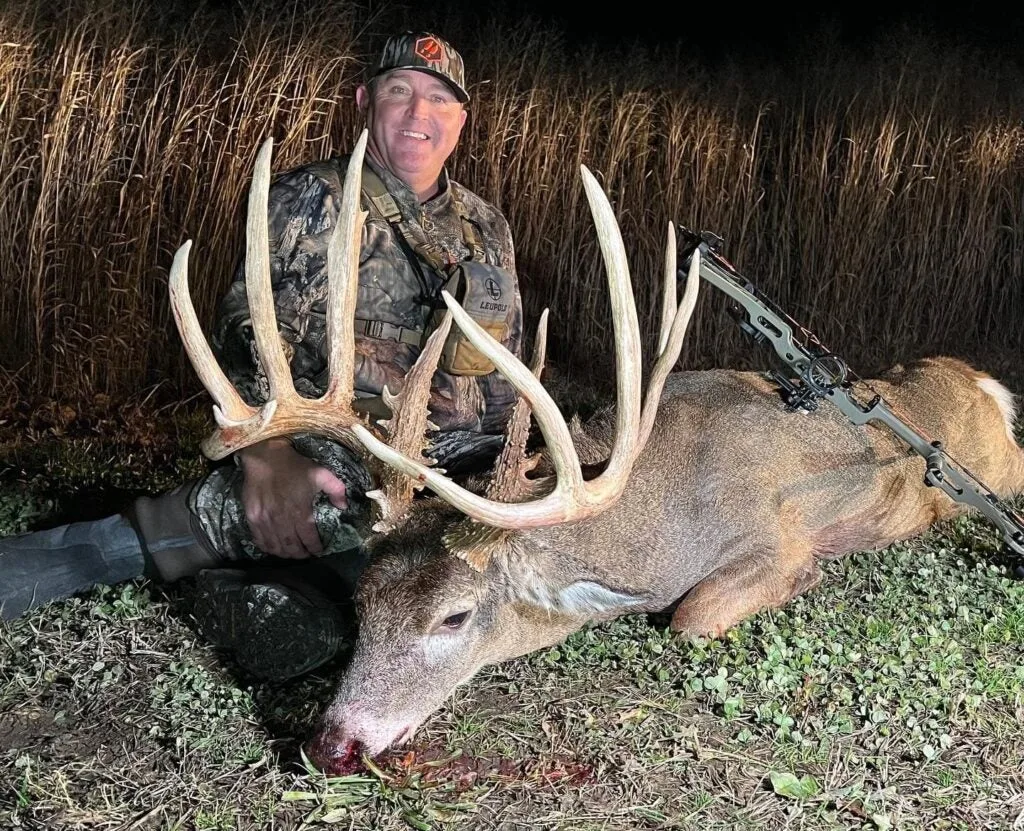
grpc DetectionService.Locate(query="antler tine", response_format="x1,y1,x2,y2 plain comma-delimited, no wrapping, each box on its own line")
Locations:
245,137,297,408
170,131,374,461
657,222,679,356
352,163,646,529
637,223,701,450
580,166,643,487
365,312,455,530
486,309,550,503
169,240,259,431
323,130,369,405
529,310,549,374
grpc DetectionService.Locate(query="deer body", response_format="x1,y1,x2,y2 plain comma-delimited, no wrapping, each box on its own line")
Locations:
310,357,1024,766
521,358,1022,628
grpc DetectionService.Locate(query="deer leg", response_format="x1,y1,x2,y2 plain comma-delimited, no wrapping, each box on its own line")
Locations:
670,548,822,639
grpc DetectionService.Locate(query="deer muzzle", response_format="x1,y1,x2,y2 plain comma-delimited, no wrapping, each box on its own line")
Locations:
306,696,420,773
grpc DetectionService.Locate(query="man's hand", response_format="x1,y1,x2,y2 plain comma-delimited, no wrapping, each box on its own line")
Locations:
236,437,349,559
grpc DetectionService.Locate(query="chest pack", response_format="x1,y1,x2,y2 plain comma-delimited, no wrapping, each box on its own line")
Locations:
359,164,515,376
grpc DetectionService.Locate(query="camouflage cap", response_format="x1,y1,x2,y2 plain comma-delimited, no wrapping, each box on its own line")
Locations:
371,32,469,104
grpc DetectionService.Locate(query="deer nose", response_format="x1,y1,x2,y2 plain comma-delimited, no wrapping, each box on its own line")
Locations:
305,731,364,776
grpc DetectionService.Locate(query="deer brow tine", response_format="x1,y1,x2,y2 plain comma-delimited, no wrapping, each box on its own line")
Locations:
380,309,453,450
485,308,549,504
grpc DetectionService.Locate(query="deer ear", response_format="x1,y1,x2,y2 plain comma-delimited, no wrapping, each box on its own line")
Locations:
473,538,650,616
539,580,649,616
507,560,649,616
443,523,648,615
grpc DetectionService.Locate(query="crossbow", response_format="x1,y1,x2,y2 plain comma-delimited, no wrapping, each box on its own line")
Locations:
677,226,1024,565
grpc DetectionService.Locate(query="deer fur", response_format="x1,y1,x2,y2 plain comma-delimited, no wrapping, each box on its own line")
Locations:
306,356,1024,771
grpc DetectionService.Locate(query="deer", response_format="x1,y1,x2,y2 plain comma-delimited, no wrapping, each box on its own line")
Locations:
169,129,1024,776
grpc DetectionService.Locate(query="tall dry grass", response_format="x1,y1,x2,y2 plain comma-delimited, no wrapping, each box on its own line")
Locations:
0,2,1021,405
0,0,365,401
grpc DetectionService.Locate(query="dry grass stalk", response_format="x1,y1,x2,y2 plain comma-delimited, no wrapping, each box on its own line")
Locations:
0,2,1021,404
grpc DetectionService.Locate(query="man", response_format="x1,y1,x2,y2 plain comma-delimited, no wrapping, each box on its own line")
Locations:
0,32,523,681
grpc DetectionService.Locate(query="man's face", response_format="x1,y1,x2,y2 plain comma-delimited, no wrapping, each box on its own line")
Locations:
357,69,468,200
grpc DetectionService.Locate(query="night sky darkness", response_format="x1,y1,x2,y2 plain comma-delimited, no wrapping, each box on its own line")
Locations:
442,2,1024,62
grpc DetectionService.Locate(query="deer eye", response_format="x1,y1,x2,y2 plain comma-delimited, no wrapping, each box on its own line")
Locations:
440,611,471,630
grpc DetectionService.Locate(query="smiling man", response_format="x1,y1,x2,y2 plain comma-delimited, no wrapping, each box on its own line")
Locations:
0,32,524,683
358,39,469,200
210,32,522,565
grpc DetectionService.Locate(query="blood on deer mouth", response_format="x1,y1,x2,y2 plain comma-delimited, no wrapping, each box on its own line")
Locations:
307,736,364,776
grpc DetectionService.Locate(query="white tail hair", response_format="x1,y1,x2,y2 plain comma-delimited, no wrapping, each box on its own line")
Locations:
977,376,1019,442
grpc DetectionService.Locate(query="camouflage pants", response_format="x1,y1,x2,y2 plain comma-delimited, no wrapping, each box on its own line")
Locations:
184,430,502,563
187,434,374,563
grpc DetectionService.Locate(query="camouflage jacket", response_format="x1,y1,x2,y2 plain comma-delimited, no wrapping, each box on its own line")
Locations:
211,154,523,434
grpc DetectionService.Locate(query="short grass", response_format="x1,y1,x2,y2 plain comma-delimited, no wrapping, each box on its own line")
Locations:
1,394,1023,830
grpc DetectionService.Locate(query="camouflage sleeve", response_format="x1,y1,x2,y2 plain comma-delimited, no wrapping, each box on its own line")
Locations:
210,166,523,436
210,166,339,405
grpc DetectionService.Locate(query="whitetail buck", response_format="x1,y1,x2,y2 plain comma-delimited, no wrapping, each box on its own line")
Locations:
170,130,1024,776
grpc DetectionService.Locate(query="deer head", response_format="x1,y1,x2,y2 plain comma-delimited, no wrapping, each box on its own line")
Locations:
169,129,700,773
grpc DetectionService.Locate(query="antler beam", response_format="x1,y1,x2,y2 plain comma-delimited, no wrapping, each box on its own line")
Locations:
353,168,701,529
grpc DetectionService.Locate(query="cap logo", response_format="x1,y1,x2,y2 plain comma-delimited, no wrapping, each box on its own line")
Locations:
374,32,469,103
414,36,444,64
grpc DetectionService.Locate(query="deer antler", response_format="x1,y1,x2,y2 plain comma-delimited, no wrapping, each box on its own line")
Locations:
169,129,442,528
639,221,701,450
352,166,701,531
484,309,549,504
